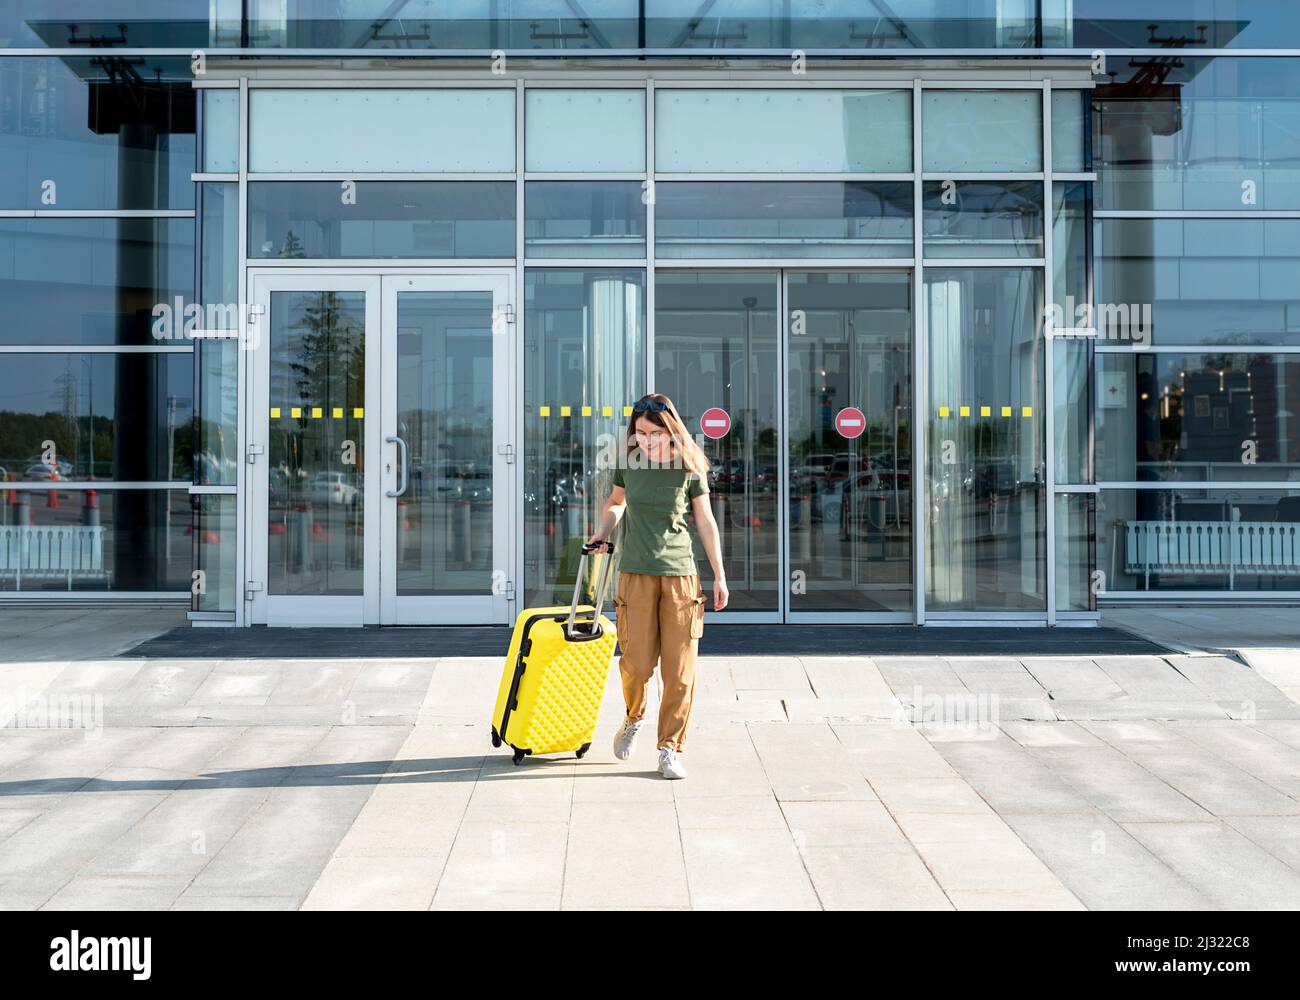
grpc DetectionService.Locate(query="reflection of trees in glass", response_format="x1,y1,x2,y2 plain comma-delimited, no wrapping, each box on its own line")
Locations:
278,292,365,491
278,229,306,258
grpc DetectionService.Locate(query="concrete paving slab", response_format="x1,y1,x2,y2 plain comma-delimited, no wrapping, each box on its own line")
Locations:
681,827,820,910
781,800,909,848
564,801,690,909
41,874,192,911
998,813,1212,910
800,843,953,910
301,856,442,910
1121,820,1300,910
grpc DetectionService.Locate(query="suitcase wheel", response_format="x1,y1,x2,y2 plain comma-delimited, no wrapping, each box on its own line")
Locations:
511,749,527,766
575,743,591,760
490,727,502,748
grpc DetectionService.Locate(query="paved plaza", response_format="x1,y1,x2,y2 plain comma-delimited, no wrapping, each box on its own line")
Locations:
1,608,1299,910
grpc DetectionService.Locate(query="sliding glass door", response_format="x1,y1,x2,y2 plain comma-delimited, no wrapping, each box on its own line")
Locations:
654,268,913,620
786,271,913,617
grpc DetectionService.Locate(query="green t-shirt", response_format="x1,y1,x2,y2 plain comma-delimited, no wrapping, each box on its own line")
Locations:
612,464,708,576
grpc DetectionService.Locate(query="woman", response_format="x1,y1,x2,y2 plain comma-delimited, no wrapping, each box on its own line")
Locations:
587,393,728,780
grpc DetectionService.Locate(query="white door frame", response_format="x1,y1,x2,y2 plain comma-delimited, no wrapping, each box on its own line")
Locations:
379,272,515,625
246,267,516,627
247,270,383,626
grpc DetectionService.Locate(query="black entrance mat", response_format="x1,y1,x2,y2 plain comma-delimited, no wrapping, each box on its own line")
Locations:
124,624,1169,659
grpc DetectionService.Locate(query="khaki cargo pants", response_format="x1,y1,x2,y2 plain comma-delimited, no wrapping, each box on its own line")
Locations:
613,571,706,752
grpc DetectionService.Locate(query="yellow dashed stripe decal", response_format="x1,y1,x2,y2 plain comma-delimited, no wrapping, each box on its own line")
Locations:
936,405,1035,418
270,406,364,419
535,405,637,418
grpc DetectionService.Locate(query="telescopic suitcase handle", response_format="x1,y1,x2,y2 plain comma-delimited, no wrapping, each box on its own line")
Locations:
565,540,616,640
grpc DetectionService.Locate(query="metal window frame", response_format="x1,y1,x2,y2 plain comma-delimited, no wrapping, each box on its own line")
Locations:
4,48,1300,59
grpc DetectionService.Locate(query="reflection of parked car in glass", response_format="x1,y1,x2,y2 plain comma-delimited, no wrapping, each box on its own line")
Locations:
23,457,75,480
546,459,589,504
868,451,910,477
755,464,780,493
713,459,748,493
967,457,1017,498
828,470,913,538
427,460,469,499
311,471,359,505
802,453,836,476
458,463,493,504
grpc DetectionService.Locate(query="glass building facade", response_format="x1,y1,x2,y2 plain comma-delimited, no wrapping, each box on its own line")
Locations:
2,4,1297,624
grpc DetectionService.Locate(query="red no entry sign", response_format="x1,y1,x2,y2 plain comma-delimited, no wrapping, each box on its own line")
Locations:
834,406,866,439
699,407,731,439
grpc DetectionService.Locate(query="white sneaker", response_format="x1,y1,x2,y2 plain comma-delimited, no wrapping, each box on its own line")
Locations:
658,747,688,780
612,718,644,760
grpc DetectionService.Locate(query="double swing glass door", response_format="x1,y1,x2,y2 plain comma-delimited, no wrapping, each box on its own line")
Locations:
248,271,513,626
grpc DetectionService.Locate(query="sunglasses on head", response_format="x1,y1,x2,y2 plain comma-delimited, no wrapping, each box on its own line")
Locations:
633,399,670,412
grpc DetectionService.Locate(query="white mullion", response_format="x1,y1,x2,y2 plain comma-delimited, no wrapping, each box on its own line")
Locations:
1095,209,1300,219
235,75,250,628
912,79,926,626
0,209,195,218
514,78,525,620
1096,344,1300,354
646,77,656,398
1043,78,1057,626
777,268,790,622
246,173,517,182
0,345,194,353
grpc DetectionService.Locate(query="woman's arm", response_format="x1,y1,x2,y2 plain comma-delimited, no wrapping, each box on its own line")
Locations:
587,484,627,547
691,493,729,611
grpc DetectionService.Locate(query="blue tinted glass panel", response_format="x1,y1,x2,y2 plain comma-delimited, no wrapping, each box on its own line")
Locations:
250,2,640,48
923,180,1044,259
523,268,646,608
0,218,196,346
1074,2,1300,49
1051,89,1087,172
200,183,238,327
1095,58,1300,210
526,181,646,258
0,353,193,482
1054,337,1091,485
1052,181,1088,323
656,89,911,173
248,182,516,259
656,182,912,259
202,90,239,174
0,58,195,210
0,4,225,47
646,1,1038,48
1056,492,1094,611
1096,353,1300,484
923,90,1042,172
1095,218,1300,346
925,267,1047,611
194,492,237,613
0,489,192,593
1098,487,1300,593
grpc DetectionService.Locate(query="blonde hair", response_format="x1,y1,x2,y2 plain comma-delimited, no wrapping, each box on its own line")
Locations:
624,393,712,479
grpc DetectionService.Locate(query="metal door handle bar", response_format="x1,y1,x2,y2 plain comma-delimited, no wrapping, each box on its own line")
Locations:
386,436,408,498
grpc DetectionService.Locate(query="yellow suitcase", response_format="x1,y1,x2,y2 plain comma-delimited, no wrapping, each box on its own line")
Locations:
491,541,619,764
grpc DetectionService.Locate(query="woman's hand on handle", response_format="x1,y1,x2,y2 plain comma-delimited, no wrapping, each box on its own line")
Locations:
588,486,626,554
712,577,729,611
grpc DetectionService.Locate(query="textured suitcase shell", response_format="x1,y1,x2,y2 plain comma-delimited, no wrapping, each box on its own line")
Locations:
491,603,618,760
